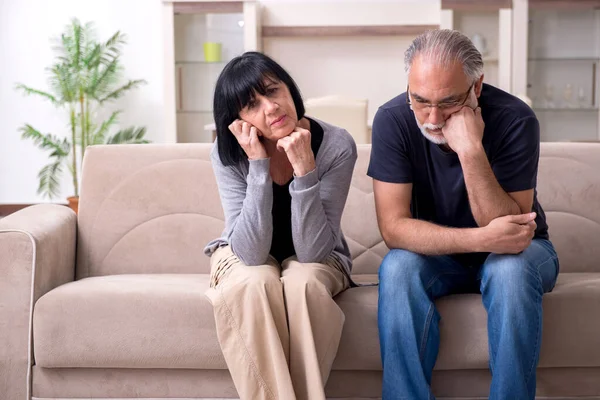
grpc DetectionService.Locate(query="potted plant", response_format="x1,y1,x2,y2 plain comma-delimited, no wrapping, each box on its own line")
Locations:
16,18,150,213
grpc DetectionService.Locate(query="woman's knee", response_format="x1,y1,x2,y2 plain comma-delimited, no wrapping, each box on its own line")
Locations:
281,265,326,291
280,260,345,298
219,263,282,299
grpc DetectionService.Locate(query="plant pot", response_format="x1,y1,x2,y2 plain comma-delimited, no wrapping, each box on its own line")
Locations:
67,195,79,214
203,42,222,62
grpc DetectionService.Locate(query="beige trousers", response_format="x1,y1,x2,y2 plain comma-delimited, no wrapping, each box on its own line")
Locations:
205,246,349,400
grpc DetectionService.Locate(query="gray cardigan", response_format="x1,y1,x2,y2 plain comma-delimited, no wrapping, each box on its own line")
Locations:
204,118,357,277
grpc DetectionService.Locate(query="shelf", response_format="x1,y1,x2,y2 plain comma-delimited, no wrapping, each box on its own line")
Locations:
173,2,243,15
177,110,213,114
261,25,439,38
534,107,599,111
441,0,512,11
175,61,228,65
529,57,600,62
529,0,600,10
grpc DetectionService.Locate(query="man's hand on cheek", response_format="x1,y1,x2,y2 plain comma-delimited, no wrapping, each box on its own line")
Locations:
442,106,485,155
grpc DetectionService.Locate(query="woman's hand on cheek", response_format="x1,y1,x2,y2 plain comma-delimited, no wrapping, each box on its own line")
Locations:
228,120,268,160
276,127,315,177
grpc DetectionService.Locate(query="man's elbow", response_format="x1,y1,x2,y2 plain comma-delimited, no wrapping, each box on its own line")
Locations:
379,219,405,249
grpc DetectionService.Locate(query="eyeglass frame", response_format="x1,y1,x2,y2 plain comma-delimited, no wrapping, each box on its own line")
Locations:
406,83,474,112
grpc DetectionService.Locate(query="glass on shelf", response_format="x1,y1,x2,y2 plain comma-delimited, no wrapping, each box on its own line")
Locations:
543,84,555,109
563,84,574,108
528,9,600,141
577,86,587,107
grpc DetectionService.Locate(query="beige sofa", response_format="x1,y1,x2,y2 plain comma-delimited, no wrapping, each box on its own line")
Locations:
1,143,600,400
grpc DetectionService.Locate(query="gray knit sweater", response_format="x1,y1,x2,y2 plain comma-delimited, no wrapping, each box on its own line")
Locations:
204,118,357,276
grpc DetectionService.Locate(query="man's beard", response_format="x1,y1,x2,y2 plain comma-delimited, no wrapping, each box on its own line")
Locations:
412,92,479,145
414,116,447,145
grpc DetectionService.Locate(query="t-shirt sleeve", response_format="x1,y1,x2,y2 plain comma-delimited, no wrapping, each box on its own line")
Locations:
367,107,413,183
491,115,540,193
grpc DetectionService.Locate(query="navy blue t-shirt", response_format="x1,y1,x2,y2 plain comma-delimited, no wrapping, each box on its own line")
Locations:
367,83,548,266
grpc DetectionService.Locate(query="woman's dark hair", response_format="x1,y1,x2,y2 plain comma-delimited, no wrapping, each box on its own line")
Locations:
213,51,305,166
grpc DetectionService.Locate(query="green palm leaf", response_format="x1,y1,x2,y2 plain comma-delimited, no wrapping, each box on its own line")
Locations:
106,126,149,144
102,31,125,62
47,63,77,103
14,84,59,105
89,58,121,98
37,160,64,199
92,110,121,144
98,79,146,104
19,125,70,157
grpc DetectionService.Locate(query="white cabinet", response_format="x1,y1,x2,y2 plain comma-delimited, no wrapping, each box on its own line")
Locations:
526,6,600,141
163,1,260,143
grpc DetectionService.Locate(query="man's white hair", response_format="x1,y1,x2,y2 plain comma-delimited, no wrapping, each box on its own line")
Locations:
405,29,484,84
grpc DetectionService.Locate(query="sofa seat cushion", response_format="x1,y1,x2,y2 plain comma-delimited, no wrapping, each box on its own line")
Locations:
33,273,600,370
333,272,600,371
33,274,227,369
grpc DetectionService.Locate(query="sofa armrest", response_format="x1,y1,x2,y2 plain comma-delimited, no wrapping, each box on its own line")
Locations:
0,204,76,400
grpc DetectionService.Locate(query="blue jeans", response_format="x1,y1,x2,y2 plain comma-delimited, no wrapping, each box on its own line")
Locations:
378,239,559,400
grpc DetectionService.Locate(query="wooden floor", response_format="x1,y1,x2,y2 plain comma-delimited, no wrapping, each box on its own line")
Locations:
0,203,37,218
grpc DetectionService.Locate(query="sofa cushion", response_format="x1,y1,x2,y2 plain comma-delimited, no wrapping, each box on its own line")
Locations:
334,272,600,371
33,273,600,370
33,274,226,369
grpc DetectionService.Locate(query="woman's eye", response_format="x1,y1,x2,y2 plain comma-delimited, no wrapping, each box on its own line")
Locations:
267,87,277,95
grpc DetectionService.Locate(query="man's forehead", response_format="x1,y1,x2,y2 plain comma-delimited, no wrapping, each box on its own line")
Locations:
409,55,467,88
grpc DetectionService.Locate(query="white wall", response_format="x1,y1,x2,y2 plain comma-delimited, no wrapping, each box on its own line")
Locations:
0,0,167,203
264,36,412,120
261,0,440,120
261,0,439,26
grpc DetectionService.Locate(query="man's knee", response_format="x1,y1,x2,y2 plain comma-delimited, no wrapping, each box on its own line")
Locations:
378,249,437,305
481,253,543,299
379,249,431,286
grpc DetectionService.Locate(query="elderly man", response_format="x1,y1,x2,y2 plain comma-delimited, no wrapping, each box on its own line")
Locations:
369,29,559,400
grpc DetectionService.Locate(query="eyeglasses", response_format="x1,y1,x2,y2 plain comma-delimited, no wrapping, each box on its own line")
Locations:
406,83,474,112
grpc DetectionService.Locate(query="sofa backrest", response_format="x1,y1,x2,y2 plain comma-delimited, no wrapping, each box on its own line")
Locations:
536,143,600,273
346,143,600,274
76,144,221,278
76,142,600,278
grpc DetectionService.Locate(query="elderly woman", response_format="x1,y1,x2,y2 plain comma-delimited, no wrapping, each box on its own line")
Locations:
204,51,357,400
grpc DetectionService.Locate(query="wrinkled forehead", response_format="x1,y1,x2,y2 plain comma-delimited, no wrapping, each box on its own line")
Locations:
408,55,470,98
408,55,471,86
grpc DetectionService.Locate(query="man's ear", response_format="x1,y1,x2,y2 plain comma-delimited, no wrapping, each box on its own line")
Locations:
475,74,485,97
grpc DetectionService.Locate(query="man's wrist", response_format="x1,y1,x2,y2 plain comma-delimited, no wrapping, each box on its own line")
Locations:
456,141,484,159
466,227,488,253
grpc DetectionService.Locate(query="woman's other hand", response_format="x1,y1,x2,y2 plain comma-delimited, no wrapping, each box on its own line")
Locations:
276,127,316,177
228,120,268,160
